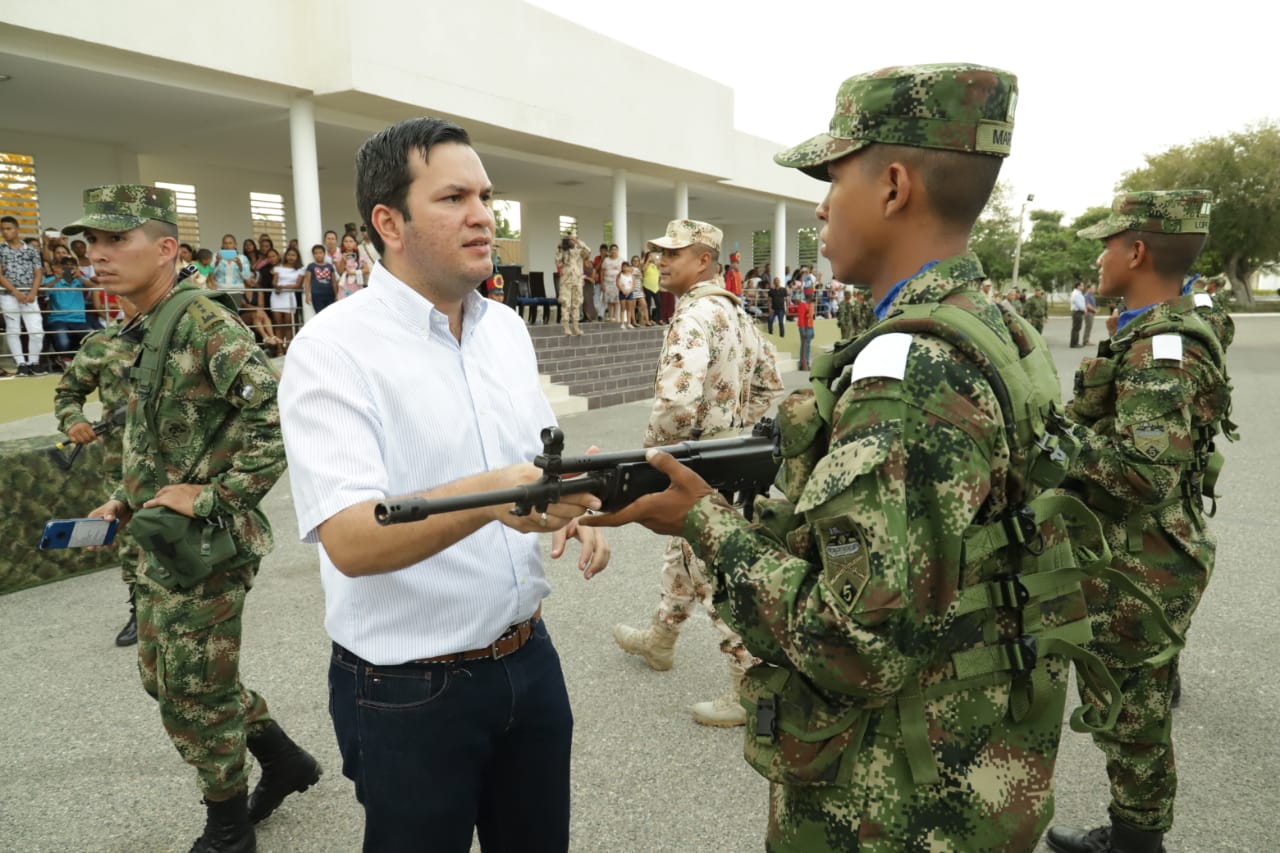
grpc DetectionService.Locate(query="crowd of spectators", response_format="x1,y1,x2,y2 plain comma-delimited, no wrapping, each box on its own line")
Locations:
0,217,381,378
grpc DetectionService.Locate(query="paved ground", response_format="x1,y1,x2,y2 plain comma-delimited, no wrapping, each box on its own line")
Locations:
0,315,1275,852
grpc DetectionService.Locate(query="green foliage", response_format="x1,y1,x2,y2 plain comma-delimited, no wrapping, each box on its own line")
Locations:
493,202,520,240
1121,122,1280,306
970,181,1018,284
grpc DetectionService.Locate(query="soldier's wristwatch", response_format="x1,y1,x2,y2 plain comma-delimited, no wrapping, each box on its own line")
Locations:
192,487,217,518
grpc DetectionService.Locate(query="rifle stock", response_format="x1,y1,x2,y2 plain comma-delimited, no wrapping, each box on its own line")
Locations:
375,419,779,526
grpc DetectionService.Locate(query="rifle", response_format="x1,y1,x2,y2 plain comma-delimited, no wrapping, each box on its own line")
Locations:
375,418,779,526
48,402,128,470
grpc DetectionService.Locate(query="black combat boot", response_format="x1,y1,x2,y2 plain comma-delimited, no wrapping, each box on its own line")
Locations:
188,791,256,853
1170,669,1182,708
246,722,322,823
115,584,138,647
1046,817,1165,853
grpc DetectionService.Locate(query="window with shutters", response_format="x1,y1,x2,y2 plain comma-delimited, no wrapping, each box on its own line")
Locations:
602,221,613,244
155,181,200,247
559,215,578,236
798,227,818,267
751,229,771,271
249,192,288,249
0,152,39,236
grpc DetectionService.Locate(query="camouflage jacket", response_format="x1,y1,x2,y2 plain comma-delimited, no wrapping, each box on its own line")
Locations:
682,255,1083,849
853,298,876,334
555,243,591,287
111,282,284,557
644,281,783,446
1066,298,1230,580
1188,282,1235,352
53,322,137,479
1023,295,1047,322
836,299,854,331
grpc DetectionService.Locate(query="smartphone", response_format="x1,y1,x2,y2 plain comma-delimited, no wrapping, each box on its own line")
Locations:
39,518,119,550
219,249,237,260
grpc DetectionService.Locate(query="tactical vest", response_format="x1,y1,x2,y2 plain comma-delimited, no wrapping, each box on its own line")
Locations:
1070,304,1237,539
742,296,1149,790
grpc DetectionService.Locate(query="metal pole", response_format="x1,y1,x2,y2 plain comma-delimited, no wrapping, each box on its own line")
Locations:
1010,193,1034,290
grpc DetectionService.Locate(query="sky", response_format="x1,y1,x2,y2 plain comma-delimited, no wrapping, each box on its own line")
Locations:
527,0,1274,225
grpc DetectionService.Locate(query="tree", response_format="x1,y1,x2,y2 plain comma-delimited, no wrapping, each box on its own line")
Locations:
493,201,520,240
1121,122,1280,307
970,181,1018,285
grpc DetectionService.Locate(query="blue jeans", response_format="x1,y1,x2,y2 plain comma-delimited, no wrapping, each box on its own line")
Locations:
799,327,813,367
329,619,573,853
46,319,95,354
768,309,786,337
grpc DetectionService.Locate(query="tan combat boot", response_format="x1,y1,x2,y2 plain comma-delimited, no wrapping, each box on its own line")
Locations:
691,662,747,727
612,616,678,671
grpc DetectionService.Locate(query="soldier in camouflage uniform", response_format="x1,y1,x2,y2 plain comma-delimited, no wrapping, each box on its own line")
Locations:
1024,287,1048,332
70,185,320,853
53,298,142,646
1182,274,1235,352
555,234,591,336
612,218,783,727
836,288,855,339
1048,191,1233,853
584,65,1118,852
851,288,875,338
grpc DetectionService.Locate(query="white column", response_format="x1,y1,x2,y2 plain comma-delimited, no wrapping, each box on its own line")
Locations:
612,170,628,259
674,181,689,220
772,201,787,286
289,96,323,322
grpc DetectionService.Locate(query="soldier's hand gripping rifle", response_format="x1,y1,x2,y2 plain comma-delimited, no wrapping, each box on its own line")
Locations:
375,418,779,526
48,403,128,470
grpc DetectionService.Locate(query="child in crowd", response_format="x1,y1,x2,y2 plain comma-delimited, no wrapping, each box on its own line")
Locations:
43,256,95,366
337,253,365,299
271,246,304,348
302,244,338,315
340,233,371,278
617,261,637,329
192,249,214,289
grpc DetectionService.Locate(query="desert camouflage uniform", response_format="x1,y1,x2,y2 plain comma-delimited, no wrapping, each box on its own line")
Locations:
647,279,783,668
555,242,591,334
113,281,286,800
1067,190,1231,834
54,322,141,584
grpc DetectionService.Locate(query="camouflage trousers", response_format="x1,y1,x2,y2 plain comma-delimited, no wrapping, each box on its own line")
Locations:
559,280,583,331
656,537,757,669
136,562,273,800
118,530,139,586
838,321,853,341
1077,516,1213,833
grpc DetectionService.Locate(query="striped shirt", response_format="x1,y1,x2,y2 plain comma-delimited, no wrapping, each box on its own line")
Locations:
279,262,555,665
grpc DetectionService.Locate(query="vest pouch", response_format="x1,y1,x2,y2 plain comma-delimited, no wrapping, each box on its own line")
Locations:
131,507,239,590
740,663,869,787
775,390,825,504
1068,357,1116,426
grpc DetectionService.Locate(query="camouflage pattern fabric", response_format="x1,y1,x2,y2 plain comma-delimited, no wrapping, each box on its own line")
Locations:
644,281,783,447
655,537,756,669
0,434,117,595
1066,299,1231,832
113,280,285,797
62,184,179,234
1186,280,1235,352
1077,189,1213,240
682,254,1090,851
53,322,141,583
774,63,1018,180
1023,294,1048,332
136,564,273,799
853,297,876,337
555,243,591,287
836,298,854,340
646,219,724,253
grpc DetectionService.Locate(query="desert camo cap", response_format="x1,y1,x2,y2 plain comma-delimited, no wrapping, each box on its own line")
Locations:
774,63,1018,181
646,219,723,253
62,185,179,235
1077,190,1214,240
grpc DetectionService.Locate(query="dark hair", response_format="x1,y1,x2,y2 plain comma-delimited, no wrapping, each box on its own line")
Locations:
1121,230,1208,279
859,144,1002,227
355,117,472,255
560,237,574,252
324,229,338,240
599,243,608,251
282,246,303,269
311,244,326,255
196,248,213,262
1,215,18,227
609,243,618,250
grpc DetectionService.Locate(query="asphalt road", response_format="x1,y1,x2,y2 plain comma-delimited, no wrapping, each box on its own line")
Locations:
0,314,1275,852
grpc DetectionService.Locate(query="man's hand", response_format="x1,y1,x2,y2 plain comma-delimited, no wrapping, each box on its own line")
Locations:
67,422,97,444
142,483,203,518
489,463,602,536
551,519,611,580
88,499,132,546
578,450,714,537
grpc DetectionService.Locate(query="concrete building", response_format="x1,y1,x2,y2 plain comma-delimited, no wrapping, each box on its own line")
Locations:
0,0,830,284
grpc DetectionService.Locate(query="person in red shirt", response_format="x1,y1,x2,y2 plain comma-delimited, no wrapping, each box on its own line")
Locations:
795,291,815,370
723,253,743,296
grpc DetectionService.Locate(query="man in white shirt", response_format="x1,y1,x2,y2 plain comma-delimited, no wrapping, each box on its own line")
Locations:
278,116,609,853
1069,280,1087,347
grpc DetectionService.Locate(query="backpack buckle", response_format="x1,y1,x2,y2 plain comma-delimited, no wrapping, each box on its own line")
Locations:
1003,636,1038,675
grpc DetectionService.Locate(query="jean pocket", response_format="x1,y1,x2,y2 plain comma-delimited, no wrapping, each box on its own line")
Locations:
357,666,452,711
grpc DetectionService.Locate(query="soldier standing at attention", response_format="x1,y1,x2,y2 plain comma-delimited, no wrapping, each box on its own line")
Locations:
1024,287,1048,333
555,234,591,336
1048,190,1233,853
836,287,855,339
53,295,142,646
612,218,782,727
584,64,1118,851
75,185,320,853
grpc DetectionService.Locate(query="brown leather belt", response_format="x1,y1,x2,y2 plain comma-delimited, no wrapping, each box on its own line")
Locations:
409,604,542,665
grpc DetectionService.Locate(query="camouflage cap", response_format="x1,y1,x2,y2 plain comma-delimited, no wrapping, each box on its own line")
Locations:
1077,189,1213,240
774,63,1018,181
62,185,179,235
646,219,723,253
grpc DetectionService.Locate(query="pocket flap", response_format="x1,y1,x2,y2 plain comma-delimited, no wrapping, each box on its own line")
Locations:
795,425,897,514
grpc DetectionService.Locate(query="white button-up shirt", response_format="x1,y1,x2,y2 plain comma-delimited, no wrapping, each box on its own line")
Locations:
1070,288,1087,313
279,263,555,665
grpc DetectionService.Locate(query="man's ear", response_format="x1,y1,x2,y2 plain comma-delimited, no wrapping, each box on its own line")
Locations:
1129,238,1149,270
370,204,401,255
882,162,913,218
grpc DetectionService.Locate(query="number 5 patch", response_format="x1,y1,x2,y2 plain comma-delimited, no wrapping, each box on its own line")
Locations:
814,515,872,615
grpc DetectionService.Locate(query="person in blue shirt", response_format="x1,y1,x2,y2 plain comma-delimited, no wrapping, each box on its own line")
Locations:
43,255,95,366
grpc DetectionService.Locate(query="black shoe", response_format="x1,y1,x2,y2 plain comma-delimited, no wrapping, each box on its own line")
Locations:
29,362,48,376
115,609,137,647
16,364,31,377
1171,670,1182,708
188,792,256,853
1046,820,1165,853
246,722,322,823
